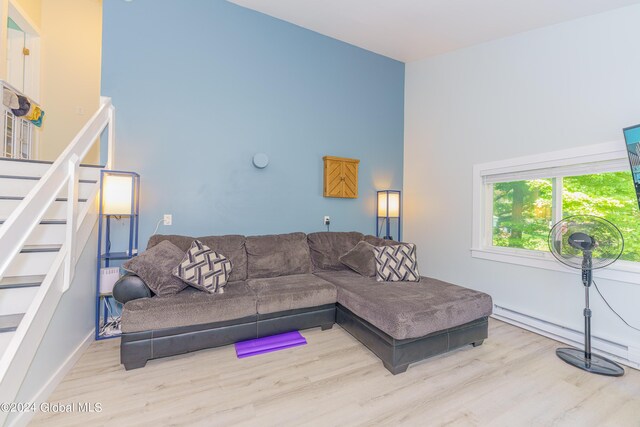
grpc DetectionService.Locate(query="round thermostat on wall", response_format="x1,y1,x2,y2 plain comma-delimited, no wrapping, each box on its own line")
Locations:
252,153,269,169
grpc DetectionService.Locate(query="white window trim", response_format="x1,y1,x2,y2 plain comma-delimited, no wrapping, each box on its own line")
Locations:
471,140,640,285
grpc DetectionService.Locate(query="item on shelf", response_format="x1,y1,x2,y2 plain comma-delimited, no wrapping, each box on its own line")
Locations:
10,94,30,116
27,104,44,127
29,108,44,127
2,88,19,109
2,81,38,159
25,103,41,121
100,267,121,295
99,297,122,338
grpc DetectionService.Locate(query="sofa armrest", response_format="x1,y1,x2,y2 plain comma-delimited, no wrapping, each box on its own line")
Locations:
113,274,152,304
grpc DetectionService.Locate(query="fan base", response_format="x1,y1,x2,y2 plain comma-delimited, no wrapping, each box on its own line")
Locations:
556,348,624,377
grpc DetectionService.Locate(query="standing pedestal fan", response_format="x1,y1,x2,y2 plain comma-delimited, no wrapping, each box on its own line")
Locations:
548,215,625,377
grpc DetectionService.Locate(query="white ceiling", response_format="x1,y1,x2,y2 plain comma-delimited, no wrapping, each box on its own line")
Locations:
228,0,640,62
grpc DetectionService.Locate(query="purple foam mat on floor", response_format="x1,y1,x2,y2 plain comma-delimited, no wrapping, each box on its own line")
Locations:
235,331,307,358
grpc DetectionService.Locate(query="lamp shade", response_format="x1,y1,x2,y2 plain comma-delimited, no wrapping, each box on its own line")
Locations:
377,191,400,218
103,174,134,215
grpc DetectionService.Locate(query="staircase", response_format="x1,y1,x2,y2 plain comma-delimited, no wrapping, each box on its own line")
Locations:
0,97,115,426
0,160,102,348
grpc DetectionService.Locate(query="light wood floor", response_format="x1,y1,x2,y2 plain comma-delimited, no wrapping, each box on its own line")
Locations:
31,319,640,427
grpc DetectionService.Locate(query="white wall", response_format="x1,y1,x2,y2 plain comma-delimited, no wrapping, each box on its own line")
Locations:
7,226,97,426
39,0,102,163
404,5,640,363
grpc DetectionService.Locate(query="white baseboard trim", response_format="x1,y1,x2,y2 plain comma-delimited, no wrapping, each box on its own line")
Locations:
8,330,94,427
492,304,640,371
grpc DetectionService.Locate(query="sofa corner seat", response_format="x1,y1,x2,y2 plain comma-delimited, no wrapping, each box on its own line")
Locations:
315,270,492,374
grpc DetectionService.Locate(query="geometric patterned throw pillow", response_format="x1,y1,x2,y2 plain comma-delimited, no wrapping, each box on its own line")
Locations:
173,240,233,294
373,243,420,282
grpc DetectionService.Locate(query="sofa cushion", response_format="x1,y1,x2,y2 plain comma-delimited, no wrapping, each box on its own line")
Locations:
173,240,232,294
121,282,257,333
374,243,420,282
339,241,376,277
307,231,364,271
245,232,312,278
247,274,337,314
147,234,247,282
122,240,187,296
315,270,493,340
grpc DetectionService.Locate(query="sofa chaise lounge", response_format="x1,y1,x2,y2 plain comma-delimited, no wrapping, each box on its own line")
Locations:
114,232,493,374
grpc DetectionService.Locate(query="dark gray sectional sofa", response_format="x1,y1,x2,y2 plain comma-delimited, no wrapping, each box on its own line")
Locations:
113,231,492,374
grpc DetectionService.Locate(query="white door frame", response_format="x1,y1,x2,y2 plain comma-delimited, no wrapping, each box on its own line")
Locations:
7,0,41,102
3,0,41,159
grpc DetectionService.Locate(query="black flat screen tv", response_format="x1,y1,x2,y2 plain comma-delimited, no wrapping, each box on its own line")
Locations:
623,124,640,211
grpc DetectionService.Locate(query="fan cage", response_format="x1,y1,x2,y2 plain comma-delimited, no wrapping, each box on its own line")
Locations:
548,215,624,270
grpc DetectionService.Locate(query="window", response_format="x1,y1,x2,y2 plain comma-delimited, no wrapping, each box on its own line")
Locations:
472,141,640,282
490,173,640,261
563,172,640,262
492,179,552,251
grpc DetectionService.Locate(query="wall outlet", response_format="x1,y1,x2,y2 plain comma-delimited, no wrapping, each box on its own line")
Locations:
323,216,330,225
163,214,172,226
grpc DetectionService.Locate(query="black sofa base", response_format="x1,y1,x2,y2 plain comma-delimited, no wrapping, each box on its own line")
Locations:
121,305,336,370
336,304,488,375
120,302,488,374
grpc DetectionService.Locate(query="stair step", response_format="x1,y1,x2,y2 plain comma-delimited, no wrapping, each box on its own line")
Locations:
0,196,88,202
0,313,24,333
0,176,97,199
0,198,89,219
0,157,104,167
0,219,66,225
0,158,104,180
0,275,44,290
0,175,97,184
7,247,60,276
0,174,39,181
0,198,91,242
21,245,62,253
0,222,66,246
0,286,38,314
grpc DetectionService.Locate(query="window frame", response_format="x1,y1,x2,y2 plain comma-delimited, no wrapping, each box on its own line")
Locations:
472,141,640,284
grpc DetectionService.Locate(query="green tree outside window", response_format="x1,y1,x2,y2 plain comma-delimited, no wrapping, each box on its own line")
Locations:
492,171,640,262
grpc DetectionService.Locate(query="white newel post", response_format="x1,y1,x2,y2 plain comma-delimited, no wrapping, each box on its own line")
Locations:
107,104,116,169
63,154,80,291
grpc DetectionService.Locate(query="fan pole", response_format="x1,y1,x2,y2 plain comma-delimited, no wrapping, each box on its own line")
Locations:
582,251,593,360
550,216,625,376
556,249,624,376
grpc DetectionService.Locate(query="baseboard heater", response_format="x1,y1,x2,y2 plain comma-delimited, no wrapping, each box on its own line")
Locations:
491,304,639,370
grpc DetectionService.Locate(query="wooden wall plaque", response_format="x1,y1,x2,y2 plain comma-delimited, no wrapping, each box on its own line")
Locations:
323,156,359,198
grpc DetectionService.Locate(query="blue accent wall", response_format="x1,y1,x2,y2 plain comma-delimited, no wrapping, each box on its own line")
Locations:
101,0,404,247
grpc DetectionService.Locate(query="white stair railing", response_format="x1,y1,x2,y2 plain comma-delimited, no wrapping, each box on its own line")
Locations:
0,97,115,425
